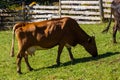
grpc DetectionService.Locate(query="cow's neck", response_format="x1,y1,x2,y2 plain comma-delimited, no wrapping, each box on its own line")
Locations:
76,28,91,45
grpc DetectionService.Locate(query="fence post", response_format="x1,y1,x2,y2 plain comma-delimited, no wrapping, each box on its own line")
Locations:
0,16,4,27
99,0,104,22
12,15,15,26
59,0,61,18
22,1,25,22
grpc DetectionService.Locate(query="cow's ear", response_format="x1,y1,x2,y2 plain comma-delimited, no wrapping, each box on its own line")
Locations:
88,37,92,43
91,36,95,38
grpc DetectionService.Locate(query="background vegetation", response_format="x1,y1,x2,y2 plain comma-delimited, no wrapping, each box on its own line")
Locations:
0,22,120,80
0,0,59,9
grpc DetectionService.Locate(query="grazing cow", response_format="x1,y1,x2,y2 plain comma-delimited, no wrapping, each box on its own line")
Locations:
10,17,98,74
102,0,120,43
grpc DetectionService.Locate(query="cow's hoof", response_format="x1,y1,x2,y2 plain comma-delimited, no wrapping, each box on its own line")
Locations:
57,62,61,66
17,71,22,74
113,40,117,43
28,67,34,71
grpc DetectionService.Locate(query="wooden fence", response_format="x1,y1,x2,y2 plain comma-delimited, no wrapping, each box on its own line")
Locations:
0,0,113,29
103,0,113,18
60,0,101,24
30,0,113,24
0,9,16,29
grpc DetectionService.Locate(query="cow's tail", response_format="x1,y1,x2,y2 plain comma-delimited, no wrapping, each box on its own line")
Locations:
10,25,16,57
102,8,112,33
10,23,25,57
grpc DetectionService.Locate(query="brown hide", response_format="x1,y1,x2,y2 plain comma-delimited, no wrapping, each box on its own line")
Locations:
10,17,98,74
113,0,120,3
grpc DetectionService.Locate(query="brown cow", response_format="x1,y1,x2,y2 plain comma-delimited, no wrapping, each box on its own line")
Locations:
10,17,98,74
102,0,120,43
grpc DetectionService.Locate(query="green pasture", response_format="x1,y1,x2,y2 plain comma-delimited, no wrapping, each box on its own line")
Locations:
0,22,120,80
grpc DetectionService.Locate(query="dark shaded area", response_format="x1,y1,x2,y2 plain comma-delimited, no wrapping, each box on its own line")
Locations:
32,52,120,73
45,52,120,68
24,52,120,74
19,52,120,74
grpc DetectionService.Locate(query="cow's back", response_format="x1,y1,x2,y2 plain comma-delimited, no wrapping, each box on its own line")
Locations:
15,17,75,49
15,17,88,50
35,17,78,47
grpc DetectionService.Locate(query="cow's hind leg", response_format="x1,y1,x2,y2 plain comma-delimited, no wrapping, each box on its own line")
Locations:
17,53,23,74
66,47,74,63
113,25,117,43
56,44,64,66
24,54,33,71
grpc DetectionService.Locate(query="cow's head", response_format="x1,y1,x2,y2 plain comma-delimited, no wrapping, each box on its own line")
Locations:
83,36,98,57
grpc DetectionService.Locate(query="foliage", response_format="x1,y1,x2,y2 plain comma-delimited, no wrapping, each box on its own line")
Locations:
0,22,120,80
0,0,59,9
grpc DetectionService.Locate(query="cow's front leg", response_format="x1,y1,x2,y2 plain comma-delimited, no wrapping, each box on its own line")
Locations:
56,44,64,66
66,47,74,63
113,26,117,43
24,54,33,71
17,54,22,74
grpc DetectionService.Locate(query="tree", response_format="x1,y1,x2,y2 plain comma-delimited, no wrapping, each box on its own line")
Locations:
0,0,59,9
0,0,18,9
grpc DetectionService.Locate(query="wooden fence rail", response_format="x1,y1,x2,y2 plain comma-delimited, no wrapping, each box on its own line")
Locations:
0,0,113,29
103,0,113,18
30,0,113,24
60,0,100,24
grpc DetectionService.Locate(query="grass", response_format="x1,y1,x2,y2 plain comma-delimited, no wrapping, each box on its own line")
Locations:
0,22,120,80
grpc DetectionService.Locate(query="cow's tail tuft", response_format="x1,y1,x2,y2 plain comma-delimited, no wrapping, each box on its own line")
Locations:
10,25,16,57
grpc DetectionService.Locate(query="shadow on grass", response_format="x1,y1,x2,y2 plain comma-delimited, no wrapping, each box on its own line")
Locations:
46,52,120,68
34,52,120,72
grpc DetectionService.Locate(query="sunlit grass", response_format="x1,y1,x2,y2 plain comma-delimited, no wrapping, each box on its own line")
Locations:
0,22,120,80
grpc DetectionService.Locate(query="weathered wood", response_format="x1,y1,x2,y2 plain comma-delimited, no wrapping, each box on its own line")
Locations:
103,0,113,2
33,6,59,9
30,0,101,24
99,0,104,21
31,10,100,16
31,15,100,20
104,9,111,13
104,14,114,18
0,0,114,26
103,0,113,19
61,5,99,10
61,1,99,4
59,0,61,18
103,3,111,7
